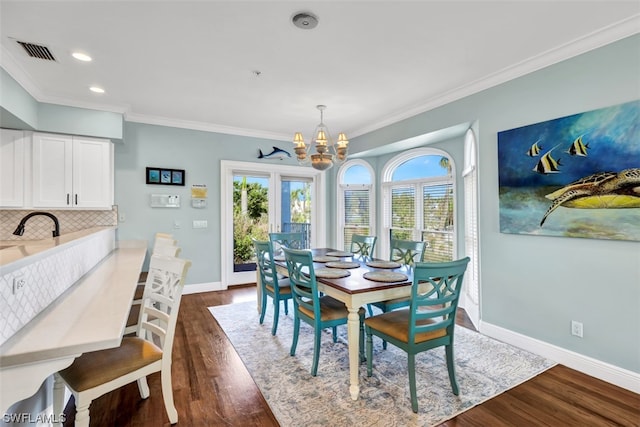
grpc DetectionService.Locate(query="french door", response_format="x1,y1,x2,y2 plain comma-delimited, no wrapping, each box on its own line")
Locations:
220,160,327,287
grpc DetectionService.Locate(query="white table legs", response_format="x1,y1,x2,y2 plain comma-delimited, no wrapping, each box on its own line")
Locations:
346,306,361,401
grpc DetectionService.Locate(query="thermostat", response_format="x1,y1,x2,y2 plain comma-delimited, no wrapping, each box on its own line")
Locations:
192,198,207,208
150,194,180,208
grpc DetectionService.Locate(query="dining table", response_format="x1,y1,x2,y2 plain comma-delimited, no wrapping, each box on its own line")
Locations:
257,247,414,401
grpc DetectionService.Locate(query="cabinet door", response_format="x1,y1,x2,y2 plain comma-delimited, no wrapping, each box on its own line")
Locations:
72,137,113,208
0,129,26,207
32,133,73,208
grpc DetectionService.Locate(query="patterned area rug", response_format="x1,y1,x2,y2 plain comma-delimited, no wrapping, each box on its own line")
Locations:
209,302,555,426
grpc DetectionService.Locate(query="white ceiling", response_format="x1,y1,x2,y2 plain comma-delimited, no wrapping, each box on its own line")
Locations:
1,1,638,142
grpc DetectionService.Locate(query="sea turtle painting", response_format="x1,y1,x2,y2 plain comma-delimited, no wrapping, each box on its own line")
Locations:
539,168,640,226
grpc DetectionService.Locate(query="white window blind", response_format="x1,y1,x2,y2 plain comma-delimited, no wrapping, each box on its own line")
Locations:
337,160,375,251
463,129,479,305
421,183,454,262
390,186,415,240
343,188,370,247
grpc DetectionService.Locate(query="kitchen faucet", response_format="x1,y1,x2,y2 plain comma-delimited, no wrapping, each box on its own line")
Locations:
13,212,61,238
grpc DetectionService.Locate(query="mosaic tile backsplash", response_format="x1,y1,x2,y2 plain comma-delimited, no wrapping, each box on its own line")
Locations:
0,208,118,241
0,228,115,345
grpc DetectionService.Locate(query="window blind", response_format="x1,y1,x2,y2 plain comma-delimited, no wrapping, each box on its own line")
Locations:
421,183,454,262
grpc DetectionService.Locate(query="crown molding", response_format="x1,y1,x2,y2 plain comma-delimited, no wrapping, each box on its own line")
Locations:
124,112,291,141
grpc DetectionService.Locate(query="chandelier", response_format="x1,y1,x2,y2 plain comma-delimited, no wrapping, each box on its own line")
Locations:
292,105,349,171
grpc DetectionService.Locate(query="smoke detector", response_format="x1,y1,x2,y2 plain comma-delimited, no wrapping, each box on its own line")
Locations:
292,12,318,30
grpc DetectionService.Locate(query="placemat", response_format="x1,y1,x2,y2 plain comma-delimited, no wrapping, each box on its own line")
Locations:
365,260,401,269
326,251,354,257
314,268,351,279
326,261,360,269
363,271,408,283
313,255,340,263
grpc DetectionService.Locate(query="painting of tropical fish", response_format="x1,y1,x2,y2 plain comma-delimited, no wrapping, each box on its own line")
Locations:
567,135,589,156
532,145,561,174
497,99,640,242
258,146,291,160
526,140,543,156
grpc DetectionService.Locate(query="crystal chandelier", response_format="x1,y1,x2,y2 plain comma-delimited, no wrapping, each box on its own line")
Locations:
292,105,349,171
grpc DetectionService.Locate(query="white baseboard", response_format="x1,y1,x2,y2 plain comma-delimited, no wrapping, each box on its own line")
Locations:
480,321,640,394
182,281,224,294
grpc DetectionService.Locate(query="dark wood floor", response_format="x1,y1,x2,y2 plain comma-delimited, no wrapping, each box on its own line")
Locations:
64,285,640,426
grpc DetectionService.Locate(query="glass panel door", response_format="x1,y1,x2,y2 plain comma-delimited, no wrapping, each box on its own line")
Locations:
279,177,312,248
221,160,324,287
232,175,270,272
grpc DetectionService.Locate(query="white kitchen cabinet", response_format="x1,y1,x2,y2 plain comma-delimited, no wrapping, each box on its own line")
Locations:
0,129,28,207
32,133,113,209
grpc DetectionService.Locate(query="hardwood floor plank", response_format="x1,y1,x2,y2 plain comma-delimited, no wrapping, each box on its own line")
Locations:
63,284,639,426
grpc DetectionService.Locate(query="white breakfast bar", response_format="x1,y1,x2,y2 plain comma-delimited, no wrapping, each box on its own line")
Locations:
0,228,146,414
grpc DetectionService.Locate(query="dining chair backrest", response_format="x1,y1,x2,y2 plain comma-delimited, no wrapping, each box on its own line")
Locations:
254,238,279,290
350,234,377,260
282,247,318,317
390,238,427,268
253,238,293,335
269,232,305,256
408,257,470,344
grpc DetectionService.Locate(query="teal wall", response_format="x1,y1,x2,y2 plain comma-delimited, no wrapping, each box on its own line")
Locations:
0,68,38,129
1,34,638,374
113,121,300,284
0,68,122,138
350,34,640,372
37,103,123,139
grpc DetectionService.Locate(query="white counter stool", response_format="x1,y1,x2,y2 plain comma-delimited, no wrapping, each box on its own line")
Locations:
136,233,177,284
54,254,192,427
125,244,181,335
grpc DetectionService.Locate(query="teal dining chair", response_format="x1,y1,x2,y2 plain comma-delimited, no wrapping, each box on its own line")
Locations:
282,247,365,376
365,257,470,413
253,238,292,335
350,234,377,260
367,238,427,318
269,232,305,257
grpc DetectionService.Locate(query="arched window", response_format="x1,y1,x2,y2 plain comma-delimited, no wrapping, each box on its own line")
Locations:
381,148,455,262
337,159,375,251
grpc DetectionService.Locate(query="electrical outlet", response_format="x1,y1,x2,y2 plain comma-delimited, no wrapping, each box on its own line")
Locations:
571,320,583,338
193,220,208,229
13,274,26,295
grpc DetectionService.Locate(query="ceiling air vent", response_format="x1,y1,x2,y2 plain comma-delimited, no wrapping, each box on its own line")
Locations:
16,41,56,61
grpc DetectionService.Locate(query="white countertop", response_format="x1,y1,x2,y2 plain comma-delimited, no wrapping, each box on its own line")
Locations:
0,240,146,412
0,241,146,366
0,226,116,272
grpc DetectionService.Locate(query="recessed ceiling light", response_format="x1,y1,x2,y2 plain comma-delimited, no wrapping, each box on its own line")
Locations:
72,52,92,62
89,86,104,94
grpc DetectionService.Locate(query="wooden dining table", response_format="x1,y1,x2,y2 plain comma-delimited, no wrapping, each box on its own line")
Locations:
258,248,414,401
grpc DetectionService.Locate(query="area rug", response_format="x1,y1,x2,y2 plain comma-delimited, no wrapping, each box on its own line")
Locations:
209,302,555,426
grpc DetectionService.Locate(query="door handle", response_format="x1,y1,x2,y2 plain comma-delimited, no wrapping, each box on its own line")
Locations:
66,194,70,205
75,194,78,205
